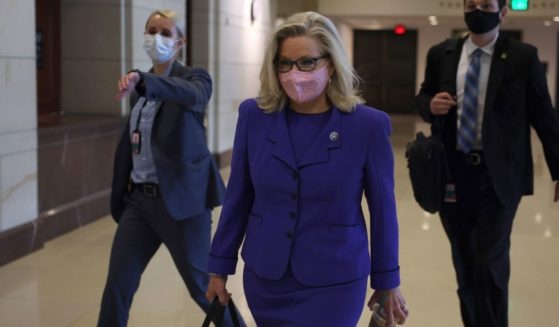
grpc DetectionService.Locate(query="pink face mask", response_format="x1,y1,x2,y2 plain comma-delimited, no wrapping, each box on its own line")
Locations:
279,65,330,104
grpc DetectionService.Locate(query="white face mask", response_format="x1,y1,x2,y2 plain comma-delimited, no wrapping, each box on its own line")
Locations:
143,34,179,64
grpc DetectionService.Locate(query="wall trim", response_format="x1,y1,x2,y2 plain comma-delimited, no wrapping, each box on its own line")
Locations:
0,221,42,267
0,189,111,267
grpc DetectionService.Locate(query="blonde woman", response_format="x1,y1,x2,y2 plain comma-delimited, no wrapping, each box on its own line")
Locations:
206,11,408,326
98,10,242,326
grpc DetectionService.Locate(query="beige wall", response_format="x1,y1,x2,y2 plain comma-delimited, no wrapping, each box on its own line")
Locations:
191,0,277,154
60,0,121,115
0,0,38,232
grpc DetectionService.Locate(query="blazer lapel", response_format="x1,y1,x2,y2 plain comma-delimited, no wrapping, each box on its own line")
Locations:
484,35,508,115
267,108,298,172
297,107,342,169
441,37,464,96
153,61,181,143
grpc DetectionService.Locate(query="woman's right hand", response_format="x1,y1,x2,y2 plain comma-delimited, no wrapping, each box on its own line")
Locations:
116,72,140,101
430,92,456,115
206,275,231,305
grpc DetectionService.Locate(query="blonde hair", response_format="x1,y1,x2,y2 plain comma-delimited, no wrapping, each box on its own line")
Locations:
145,10,185,39
258,11,362,113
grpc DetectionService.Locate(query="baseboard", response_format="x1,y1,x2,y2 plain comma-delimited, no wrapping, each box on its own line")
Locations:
0,189,111,267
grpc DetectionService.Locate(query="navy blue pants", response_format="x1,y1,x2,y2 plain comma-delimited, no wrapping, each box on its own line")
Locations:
440,153,519,327
98,189,243,326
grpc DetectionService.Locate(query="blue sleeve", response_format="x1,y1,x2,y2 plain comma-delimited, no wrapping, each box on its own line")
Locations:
207,101,255,275
140,67,212,112
363,112,401,290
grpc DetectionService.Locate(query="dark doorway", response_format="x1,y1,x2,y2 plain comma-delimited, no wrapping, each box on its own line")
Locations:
36,0,61,116
353,29,417,114
556,32,559,108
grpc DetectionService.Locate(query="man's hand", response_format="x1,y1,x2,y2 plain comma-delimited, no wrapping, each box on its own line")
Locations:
116,72,140,101
430,92,457,115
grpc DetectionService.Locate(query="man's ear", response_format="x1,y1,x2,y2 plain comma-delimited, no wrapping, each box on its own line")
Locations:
500,7,508,20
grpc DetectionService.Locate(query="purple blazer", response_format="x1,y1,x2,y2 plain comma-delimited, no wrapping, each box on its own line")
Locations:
208,99,400,290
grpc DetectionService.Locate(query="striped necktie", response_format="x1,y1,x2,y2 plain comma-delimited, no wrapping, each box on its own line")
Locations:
458,48,483,153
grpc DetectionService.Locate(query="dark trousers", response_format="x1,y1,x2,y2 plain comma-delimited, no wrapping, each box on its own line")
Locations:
440,152,519,327
98,189,243,327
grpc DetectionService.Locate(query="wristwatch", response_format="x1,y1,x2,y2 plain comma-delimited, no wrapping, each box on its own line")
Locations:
127,69,145,94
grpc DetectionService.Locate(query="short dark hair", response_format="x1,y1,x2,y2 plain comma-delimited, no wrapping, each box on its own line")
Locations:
464,0,507,10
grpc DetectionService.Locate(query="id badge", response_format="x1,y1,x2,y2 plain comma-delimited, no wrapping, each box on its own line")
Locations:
131,130,141,154
444,183,457,203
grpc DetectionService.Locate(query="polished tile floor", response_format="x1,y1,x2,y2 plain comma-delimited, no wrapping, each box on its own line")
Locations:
1,115,558,326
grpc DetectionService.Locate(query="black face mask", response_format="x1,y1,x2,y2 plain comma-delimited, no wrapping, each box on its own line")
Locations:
464,9,501,34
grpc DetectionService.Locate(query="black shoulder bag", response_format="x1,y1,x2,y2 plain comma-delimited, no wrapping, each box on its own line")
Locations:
405,117,449,214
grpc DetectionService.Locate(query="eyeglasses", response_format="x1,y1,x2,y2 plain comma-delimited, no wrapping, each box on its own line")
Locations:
276,55,328,73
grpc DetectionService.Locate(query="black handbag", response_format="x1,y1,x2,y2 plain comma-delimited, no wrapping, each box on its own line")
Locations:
405,118,449,214
202,297,241,327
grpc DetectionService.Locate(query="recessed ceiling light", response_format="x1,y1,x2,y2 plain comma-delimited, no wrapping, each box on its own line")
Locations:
544,20,552,26
553,16,559,22
428,16,438,26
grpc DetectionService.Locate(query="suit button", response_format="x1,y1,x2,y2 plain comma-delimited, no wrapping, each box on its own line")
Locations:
289,212,296,219
286,231,293,239
292,172,298,180
291,192,297,200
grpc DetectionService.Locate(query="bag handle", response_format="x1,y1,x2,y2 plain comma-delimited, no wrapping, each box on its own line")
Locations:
202,297,241,327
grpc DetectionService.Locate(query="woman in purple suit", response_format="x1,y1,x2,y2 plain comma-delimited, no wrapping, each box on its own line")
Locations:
206,11,408,327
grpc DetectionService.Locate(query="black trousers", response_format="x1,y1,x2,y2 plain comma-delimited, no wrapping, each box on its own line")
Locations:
440,152,519,327
97,189,244,327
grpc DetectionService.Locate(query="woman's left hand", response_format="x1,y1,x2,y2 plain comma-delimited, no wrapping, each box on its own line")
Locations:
116,72,140,100
368,287,408,326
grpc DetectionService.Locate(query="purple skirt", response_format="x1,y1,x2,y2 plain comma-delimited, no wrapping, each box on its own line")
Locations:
243,265,367,327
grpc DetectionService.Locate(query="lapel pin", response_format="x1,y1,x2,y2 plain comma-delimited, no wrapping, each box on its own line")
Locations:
329,131,339,142
501,52,507,59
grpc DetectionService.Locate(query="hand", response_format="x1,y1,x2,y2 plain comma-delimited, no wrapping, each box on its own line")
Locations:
205,275,231,306
116,72,140,101
368,287,408,326
430,92,456,115
554,181,559,202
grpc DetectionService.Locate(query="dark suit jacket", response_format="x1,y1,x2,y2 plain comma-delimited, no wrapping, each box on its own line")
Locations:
416,35,559,206
208,99,400,290
110,61,225,221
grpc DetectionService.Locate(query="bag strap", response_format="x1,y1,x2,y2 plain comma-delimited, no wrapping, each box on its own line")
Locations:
202,297,241,327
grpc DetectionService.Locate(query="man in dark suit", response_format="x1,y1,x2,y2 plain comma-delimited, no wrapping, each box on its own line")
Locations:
416,0,559,326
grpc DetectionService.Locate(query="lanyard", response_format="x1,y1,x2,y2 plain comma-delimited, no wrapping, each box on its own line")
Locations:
131,98,148,154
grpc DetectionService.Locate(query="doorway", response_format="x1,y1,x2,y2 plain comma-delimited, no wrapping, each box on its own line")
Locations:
353,29,417,114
